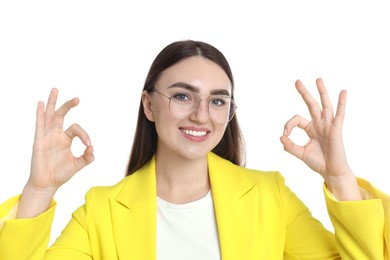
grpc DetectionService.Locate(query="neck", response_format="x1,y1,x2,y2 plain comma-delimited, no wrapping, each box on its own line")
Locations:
155,150,210,204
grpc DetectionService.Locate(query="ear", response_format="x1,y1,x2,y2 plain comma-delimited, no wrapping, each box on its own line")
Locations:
142,90,155,122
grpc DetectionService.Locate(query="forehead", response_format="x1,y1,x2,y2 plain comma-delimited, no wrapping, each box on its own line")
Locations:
155,56,232,94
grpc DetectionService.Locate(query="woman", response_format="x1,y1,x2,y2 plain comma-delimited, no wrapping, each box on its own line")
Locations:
0,40,388,259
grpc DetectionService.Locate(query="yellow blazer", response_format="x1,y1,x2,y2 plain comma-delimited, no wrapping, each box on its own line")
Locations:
0,152,389,259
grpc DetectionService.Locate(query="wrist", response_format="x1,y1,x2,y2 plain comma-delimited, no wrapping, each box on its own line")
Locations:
24,180,58,196
16,184,57,219
325,173,362,201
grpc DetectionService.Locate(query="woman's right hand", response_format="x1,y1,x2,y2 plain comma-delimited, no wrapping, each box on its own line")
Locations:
17,88,94,218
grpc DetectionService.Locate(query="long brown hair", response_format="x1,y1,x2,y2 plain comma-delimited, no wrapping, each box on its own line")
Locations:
126,40,245,176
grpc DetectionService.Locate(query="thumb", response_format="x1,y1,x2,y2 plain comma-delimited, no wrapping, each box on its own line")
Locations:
280,135,304,161
74,145,94,172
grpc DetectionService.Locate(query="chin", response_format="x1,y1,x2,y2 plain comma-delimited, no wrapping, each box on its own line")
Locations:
177,149,209,161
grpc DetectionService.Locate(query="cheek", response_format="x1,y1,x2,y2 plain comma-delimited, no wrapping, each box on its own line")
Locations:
216,122,228,133
153,103,173,123
150,99,168,119
212,123,228,143
153,104,180,135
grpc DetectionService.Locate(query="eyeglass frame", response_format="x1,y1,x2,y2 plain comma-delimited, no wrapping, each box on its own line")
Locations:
149,87,237,124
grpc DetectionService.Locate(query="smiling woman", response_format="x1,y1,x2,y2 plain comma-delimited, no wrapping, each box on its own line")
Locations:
0,40,389,260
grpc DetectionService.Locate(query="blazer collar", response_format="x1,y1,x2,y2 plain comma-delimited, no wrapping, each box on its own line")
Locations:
110,153,258,260
208,152,260,259
109,157,157,260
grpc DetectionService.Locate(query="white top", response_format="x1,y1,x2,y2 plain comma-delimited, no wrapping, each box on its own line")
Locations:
156,191,221,260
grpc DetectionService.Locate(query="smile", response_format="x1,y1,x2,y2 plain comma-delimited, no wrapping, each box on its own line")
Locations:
180,128,208,137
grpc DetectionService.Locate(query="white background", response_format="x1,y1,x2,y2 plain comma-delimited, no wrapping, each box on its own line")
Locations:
1,0,389,245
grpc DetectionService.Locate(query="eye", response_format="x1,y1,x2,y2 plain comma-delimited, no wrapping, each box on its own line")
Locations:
209,97,228,107
172,92,193,103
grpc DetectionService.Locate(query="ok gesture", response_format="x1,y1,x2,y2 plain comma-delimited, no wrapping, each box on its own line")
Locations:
280,78,362,200
18,88,94,218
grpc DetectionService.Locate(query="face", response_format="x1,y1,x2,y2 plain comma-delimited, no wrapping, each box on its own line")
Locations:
142,56,232,161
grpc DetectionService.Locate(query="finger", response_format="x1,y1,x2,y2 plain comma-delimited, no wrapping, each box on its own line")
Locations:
281,115,310,160
283,114,310,136
316,78,334,120
54,98,80,128
74,145,95,172
34,101,45,139
64,123,94,172
64,123,92,147
280,135,304,161
295,80,321,120
44,88,59,130
334,89,347,128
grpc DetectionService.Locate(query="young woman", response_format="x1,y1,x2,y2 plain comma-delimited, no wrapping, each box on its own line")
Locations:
0,40,388,259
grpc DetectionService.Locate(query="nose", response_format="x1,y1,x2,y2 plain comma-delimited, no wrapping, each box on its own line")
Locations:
189,99,209,123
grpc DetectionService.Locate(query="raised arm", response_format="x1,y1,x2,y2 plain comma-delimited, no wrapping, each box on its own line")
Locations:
17,88,94,218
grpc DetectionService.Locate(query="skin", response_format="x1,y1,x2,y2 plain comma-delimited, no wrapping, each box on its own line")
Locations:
16,60,361,219
142,57,232,203
280,78,362,201
17,89,94,218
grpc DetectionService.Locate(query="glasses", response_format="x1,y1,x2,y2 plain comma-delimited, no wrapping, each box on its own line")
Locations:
151,87,237,124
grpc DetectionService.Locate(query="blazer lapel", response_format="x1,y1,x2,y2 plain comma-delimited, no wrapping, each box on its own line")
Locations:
109,158,157,260
208,153,261,260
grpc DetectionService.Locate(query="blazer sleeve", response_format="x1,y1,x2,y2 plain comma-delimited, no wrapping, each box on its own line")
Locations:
0,195,56,260
42,188,96,259
277,172,389,260
275,173,340,259
0,190,95,260
324,178,389,260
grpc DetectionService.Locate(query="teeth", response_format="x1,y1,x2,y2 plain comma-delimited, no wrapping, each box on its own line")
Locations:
182,129,207,137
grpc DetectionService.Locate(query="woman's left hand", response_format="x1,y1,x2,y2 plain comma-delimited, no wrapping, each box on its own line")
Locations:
280,78,362,200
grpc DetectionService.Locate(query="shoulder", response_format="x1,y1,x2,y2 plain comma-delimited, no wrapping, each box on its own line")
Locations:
208,152,286,188
85,173,141,201
235,163,280,179
235,164,287,190
82,158,156,209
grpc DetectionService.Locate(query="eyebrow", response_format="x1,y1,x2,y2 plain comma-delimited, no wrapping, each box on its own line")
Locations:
167,82,231,96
